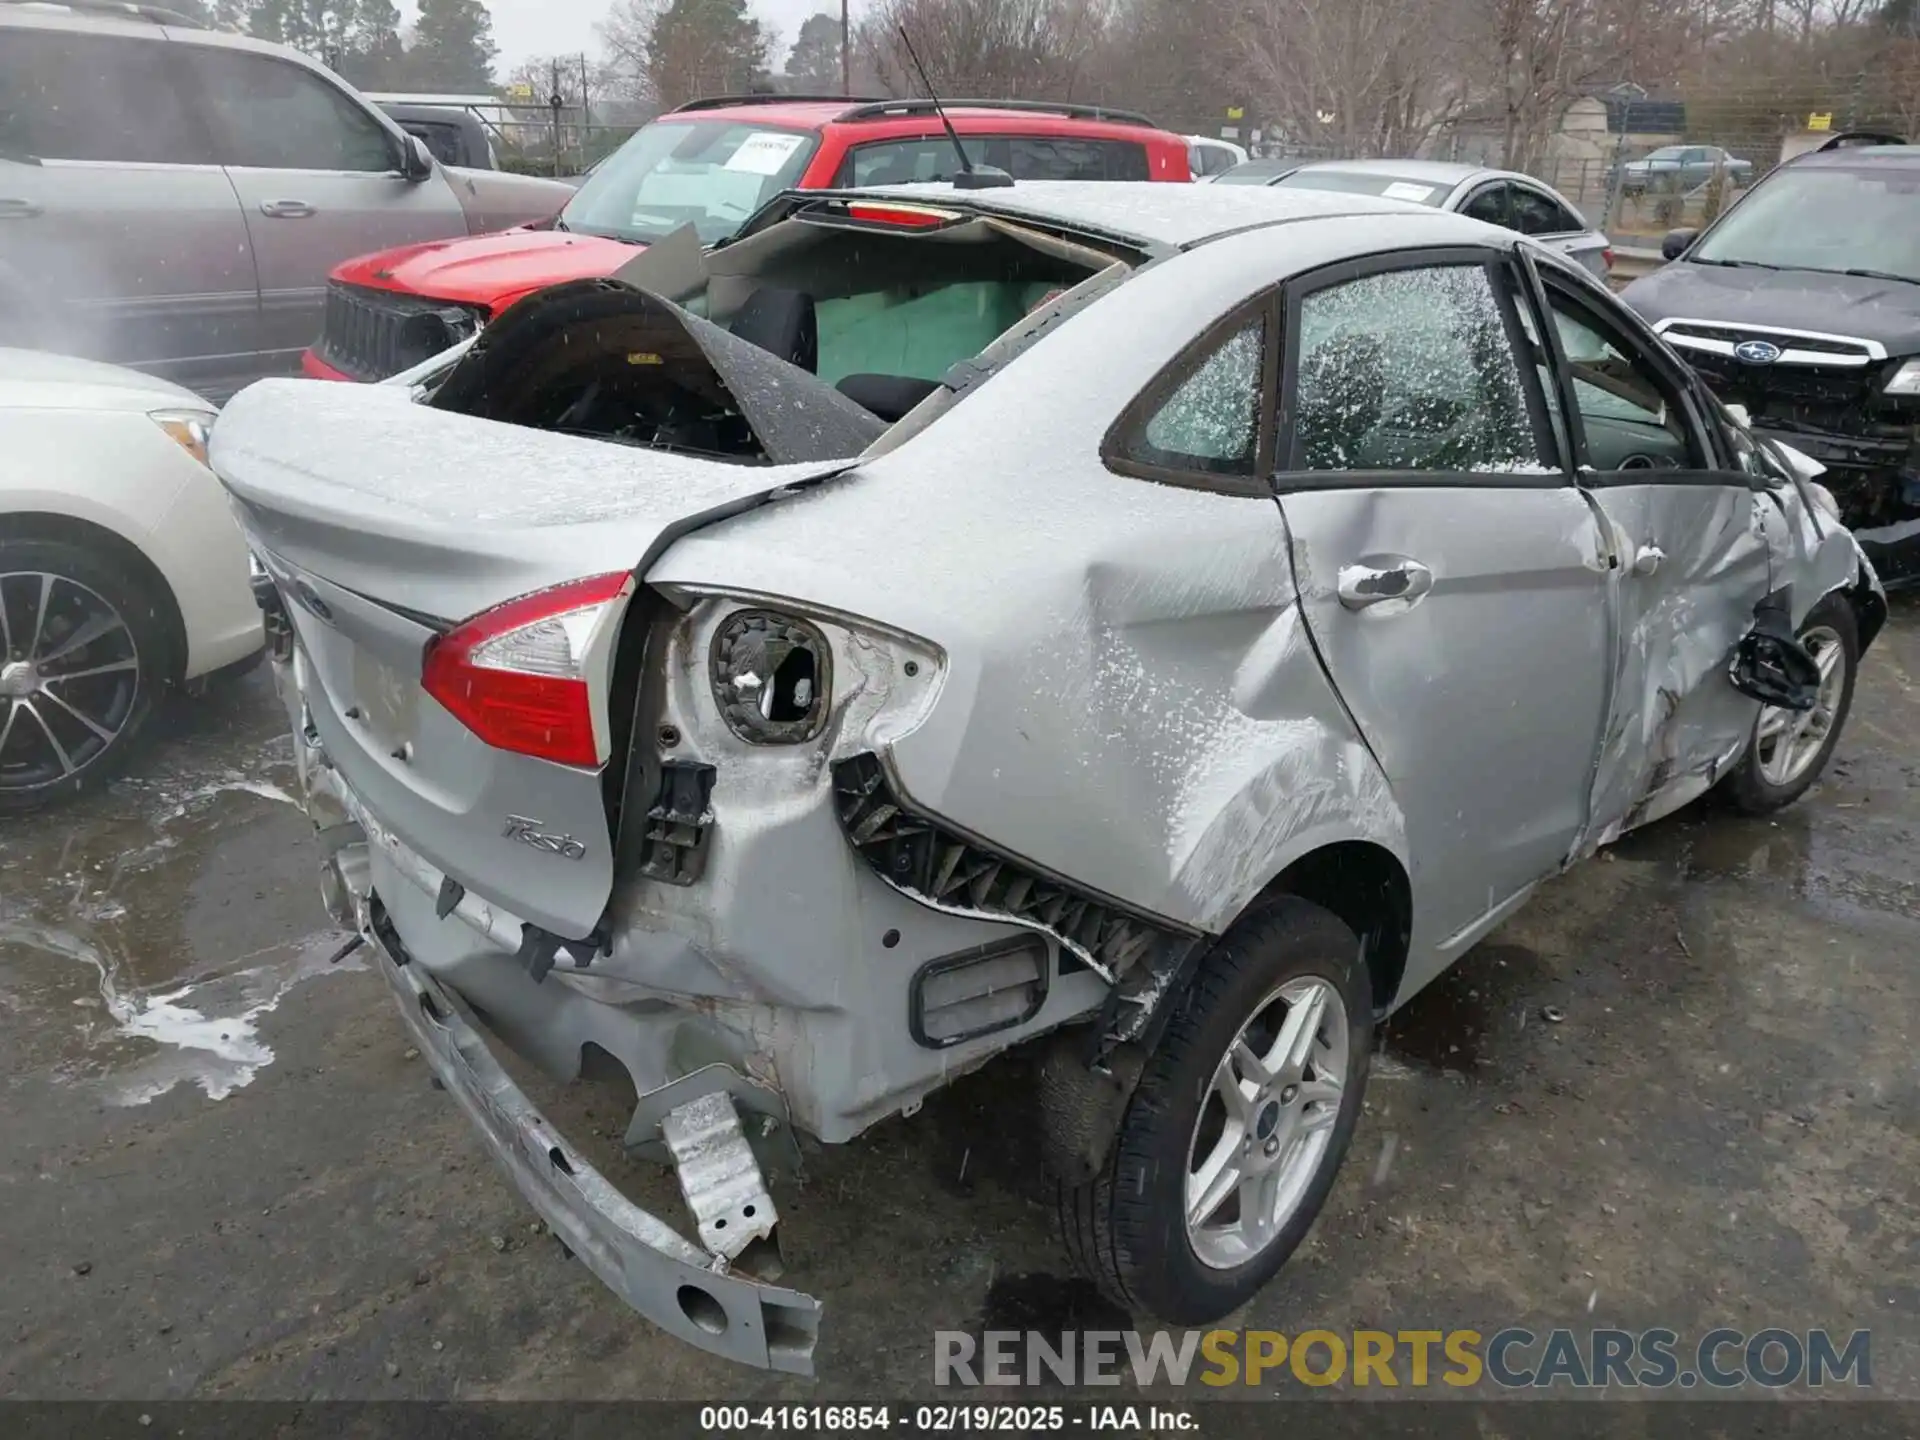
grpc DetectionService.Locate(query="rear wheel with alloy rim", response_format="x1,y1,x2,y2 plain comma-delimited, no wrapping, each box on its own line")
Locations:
0,539,172,813
1723,594,1858,815
1056,896,1372,1322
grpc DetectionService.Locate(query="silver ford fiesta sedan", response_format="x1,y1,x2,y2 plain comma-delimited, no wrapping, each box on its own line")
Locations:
211,180,1883,1374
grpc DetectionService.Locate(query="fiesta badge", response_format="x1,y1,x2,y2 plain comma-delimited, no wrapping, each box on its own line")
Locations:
1734,339,1783,365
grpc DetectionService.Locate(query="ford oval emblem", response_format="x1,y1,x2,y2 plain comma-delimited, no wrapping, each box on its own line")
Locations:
1734,339,1782,365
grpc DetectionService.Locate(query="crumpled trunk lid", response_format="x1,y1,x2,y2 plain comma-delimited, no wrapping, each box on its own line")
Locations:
211,377,857,941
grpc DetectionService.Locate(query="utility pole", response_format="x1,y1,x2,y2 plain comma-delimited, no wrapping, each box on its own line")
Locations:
841,0,851,97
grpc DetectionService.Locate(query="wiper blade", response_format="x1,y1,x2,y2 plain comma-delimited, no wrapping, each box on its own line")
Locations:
1692,257,1784,270
1838,267,1916,285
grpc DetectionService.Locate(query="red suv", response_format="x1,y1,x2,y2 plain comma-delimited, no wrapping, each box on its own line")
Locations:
305,95,1193,382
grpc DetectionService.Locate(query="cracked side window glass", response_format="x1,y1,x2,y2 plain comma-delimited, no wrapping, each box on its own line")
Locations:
1127,318,1264,476
1292,264,1545,473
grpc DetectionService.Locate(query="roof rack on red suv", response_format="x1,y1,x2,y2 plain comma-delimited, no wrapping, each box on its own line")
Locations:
669,94,891,113
835,98,1159,128
666,94,1161,129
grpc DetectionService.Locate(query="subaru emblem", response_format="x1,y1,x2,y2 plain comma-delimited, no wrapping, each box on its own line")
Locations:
1734,339,1782,365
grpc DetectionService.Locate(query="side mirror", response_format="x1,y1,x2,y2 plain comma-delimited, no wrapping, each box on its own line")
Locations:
399,133,435,183
1660,227,1697,261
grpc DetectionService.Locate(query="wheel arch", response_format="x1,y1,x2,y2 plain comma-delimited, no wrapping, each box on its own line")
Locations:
1837,565,1887,655
1251,840,1413,1017
0,511,189,683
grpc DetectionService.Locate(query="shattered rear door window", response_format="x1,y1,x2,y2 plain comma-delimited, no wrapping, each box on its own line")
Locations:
1291,265,1544,473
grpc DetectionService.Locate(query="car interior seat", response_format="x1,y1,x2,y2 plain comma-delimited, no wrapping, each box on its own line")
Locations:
729,287,818,373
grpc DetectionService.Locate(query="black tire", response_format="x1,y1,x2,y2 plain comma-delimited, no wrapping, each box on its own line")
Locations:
0,538,175,814
1056,897,1373,1322
1722,592,1858,816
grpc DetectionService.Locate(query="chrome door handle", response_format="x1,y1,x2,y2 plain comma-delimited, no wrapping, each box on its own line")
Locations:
0,198,43,219
1634,544,1665,576
259,199,316,219
1336,558,1434,611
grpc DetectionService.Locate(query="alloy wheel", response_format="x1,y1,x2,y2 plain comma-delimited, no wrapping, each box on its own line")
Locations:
1185,974,1350,1270
0,571,142,794
1754,624,1846,789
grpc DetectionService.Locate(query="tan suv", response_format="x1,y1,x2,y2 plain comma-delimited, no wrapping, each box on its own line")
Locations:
0,0,574,397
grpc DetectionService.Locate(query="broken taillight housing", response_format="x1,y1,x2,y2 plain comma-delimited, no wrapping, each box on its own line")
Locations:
421,572,634,768
709,609,833,744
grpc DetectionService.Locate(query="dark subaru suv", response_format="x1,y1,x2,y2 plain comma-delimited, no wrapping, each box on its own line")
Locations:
1621,134,1920,584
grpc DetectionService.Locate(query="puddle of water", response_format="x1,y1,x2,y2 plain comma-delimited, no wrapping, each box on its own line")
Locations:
1380,942,1549,1075
5,923,359,1104
1614,809,1920,928
0,677,349,1105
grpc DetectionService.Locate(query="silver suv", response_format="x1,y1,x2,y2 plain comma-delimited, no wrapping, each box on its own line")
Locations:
0,0,574,397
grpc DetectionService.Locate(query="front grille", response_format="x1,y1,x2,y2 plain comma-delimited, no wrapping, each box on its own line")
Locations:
316,283,479,381
1686,349,1877,431
1664,322,1876,362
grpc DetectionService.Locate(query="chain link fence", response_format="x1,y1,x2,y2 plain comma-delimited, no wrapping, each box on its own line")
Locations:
1222,75,1915,243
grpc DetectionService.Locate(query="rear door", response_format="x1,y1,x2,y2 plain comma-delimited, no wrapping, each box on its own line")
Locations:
1520,257,1777,844
180,44,465,375
0,25,257,394
1272,249,1614,966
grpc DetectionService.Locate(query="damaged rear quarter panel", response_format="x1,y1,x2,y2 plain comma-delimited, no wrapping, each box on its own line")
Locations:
646,223,1419,939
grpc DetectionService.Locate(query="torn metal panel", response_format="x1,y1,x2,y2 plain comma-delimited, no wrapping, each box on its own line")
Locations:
660,1089,781,1261
428,280,886,464
1579,482,1776,851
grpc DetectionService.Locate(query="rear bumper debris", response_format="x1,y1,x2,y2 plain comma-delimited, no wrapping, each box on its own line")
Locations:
370,915,822,1372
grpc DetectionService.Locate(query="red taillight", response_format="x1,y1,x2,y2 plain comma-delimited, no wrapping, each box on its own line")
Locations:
1602,247,1616,271
845,201,958,229
421,571,633,768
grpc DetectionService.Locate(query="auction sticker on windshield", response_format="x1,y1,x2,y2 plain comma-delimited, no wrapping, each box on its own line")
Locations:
1382,181,1438,203
726,132,808,175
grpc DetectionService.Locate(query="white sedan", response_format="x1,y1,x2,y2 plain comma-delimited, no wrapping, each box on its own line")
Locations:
0,352,260,812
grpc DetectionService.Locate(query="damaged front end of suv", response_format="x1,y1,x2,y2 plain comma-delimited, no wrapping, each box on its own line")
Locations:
1654,318,1920,586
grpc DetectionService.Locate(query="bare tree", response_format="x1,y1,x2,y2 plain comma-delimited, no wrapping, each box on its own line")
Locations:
1232,0,1476,158
854,0,1116,99
600,0,771,110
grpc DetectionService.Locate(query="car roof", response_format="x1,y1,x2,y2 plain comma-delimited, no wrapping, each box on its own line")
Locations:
655,97,1177,144
867,179,1496,250
1285,157,1487,186
1792,144,1920,169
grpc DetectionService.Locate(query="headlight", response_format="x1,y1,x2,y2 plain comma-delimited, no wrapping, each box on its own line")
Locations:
709,608,833,744
1885,359,1920,395
150,408,216,467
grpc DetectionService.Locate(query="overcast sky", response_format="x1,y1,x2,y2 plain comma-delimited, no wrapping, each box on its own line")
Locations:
398,0,858,76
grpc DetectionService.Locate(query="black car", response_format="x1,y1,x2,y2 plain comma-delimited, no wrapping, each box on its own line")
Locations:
1620,133,1920,585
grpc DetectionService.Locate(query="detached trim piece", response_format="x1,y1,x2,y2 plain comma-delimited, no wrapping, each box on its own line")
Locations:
831,753,1196,982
